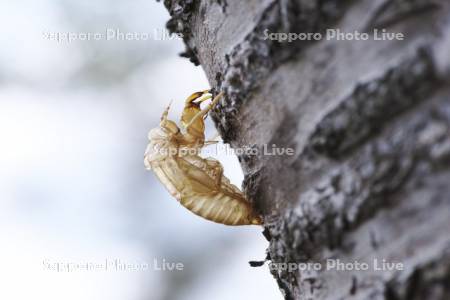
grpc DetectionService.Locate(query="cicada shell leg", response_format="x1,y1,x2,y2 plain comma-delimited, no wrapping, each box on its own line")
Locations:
184,92,223,130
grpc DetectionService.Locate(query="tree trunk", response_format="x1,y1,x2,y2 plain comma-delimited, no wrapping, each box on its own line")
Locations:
160,0,450,299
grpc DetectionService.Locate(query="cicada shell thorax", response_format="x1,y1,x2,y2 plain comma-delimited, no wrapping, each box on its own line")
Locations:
144,128,173,170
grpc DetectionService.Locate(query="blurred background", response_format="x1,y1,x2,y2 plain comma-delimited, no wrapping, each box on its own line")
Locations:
0,0,279,299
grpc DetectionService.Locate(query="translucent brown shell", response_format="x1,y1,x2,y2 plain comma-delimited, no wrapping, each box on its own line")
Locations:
144,91,262,226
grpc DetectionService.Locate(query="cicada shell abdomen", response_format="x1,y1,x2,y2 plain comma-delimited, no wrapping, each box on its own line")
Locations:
175,155,262,225
181,179,261,225
147,150,261,225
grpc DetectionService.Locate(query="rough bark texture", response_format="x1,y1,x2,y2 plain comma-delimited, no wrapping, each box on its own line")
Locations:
160,0,450,299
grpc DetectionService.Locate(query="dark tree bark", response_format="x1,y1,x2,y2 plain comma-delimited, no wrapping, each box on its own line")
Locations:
160,0,450,299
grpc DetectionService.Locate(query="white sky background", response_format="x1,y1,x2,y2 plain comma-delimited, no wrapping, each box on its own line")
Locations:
0,1,280,300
